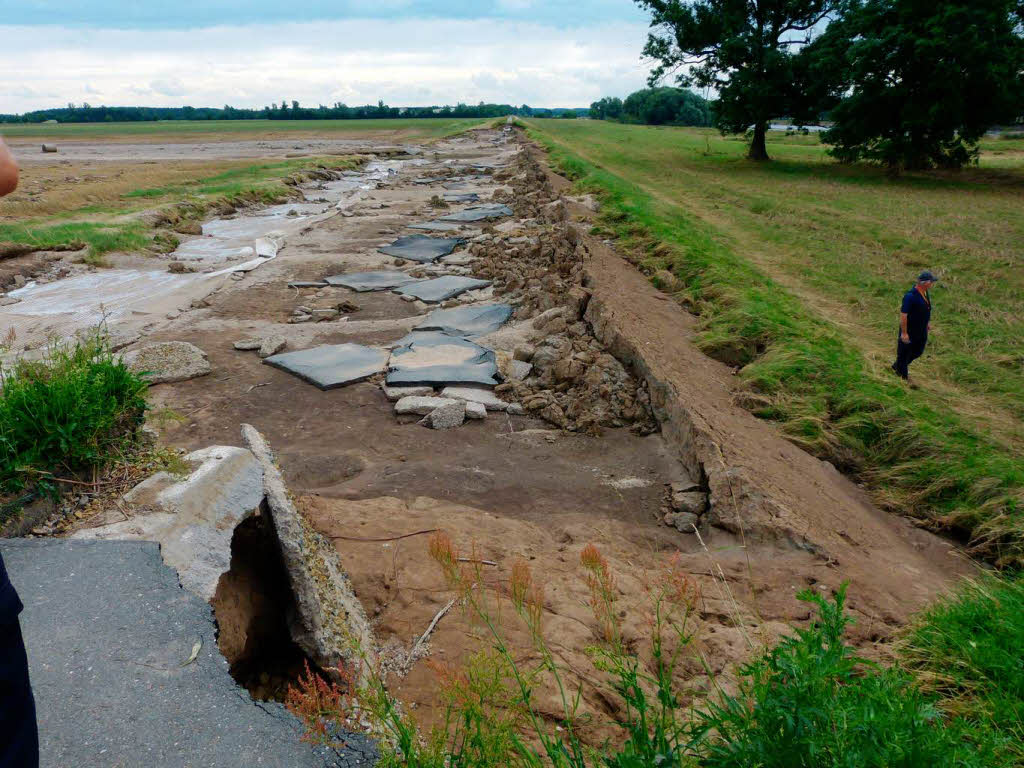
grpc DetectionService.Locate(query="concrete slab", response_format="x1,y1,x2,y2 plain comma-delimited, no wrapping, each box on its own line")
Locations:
442,193,480,203
387,331,500,388
72,446,263,601
324,271,422,292
264,343,389,390
0,539,375,768
439,386,512,411
406,221,464,233
440,204,513,223
377,235,463,263
416,304,513,337
395,276,492,304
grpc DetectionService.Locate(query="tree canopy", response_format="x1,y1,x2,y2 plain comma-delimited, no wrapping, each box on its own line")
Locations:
800,0,1024,170
590,88,712,126
635,0,836,159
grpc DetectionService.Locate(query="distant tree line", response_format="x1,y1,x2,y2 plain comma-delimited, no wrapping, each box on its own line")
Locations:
590,87,713,126
634,0,1024,170
0,101,579,124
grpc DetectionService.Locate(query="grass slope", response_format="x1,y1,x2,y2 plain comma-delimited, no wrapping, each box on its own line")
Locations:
525,119,1023,565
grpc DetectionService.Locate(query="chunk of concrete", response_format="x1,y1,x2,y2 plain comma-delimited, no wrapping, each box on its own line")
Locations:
258,336,287,358
395,395,460,416
233,339,261,351
287,280,328,288
395,276,491,304
415,303,513,337
378,234,463,263
440,386,510,411
382,384,434,402
464,401,487,420
324,271,421,292
264,343,389,390
424,401,466,429
443,192,480,203
122,341,211,385
509,360,533,381
72,446,263,601
672,490,708,516
440,204,513,222
387,332,500,388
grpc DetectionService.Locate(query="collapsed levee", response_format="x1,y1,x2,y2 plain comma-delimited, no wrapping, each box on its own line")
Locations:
241,424,376,677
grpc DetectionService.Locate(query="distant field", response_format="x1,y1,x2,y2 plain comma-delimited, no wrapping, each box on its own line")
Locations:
0,117,487,141
527,119,1024,563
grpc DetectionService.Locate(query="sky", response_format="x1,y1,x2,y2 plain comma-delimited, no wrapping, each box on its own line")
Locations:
0,1,655,113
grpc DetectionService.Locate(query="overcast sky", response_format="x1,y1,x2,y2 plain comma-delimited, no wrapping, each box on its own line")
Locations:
0,1,655,113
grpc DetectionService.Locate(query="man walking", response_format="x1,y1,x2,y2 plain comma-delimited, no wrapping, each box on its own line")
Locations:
0,135,39,768
892,271,938,384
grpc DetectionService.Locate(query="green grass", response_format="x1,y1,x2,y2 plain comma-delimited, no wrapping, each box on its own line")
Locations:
524,118,1024,566
0,117,487,139
0,220,149,264
901,575,1024,764
0,334,148,494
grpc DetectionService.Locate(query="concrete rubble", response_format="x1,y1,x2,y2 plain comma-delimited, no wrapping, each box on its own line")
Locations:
122,341,211,385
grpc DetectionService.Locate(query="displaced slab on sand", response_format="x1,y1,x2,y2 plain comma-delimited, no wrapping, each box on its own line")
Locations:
1,539,375,768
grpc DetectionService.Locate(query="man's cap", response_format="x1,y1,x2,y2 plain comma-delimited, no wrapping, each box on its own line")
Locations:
917,271,939,283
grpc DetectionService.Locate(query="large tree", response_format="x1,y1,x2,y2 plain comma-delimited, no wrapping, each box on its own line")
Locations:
803,0,1024,170
636,0,836,159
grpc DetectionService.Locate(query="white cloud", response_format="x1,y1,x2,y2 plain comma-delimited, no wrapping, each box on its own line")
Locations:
0,19,652,113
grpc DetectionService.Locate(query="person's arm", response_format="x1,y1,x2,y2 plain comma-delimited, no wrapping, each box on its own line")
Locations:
899,312,910,343
0,137,19,197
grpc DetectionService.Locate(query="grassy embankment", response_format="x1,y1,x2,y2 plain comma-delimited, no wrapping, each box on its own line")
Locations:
0,117,485,262
525,118,1023,566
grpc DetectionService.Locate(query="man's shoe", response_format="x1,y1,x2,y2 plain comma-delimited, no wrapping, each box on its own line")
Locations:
907,376,919,390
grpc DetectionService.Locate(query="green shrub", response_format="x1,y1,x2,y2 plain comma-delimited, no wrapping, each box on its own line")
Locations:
0,335,148,493
694,584,999,768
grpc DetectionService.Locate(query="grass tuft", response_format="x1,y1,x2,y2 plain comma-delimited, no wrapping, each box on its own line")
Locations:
0,333,148,495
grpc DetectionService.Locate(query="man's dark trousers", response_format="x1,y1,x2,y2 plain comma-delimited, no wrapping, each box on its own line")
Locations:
1,551,39,768
894,333,927,379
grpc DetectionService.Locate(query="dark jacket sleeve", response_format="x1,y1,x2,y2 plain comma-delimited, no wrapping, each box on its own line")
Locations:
0,551,24,623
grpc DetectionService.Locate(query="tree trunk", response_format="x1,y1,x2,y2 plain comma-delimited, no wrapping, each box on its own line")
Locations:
748,122,770,161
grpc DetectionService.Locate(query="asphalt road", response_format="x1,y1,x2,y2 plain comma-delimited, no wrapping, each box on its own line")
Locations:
1,539,376,768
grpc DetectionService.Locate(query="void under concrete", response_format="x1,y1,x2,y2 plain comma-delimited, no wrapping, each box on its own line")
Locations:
263,343,389,390
387,331,500,388
0,539,375,768
377,235,463,262
415,303,514,337
394,276,491,304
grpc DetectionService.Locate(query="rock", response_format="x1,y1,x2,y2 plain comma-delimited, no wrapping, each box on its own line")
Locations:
424,401,466,429
394,396,460,416
464,401,487,420
72,446,264,601
122,341,211,385
288,314,314,324
665,511,700,533
439,386,511,411
13,274,27,288
41,143,58,153
167,261,195,274
0,296,20,307
671,490,708,516
311,308,339,321
233,339,261,351
382,385,434,402
506,403,525,416
509,360,533,381
174,221,203,236
513,345,535,362
257,336,287,359
400,295,417,302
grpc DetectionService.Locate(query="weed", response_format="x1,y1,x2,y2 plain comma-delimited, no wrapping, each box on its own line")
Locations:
0,333,148,494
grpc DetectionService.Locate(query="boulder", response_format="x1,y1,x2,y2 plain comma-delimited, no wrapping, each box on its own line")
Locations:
258,336,287,359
